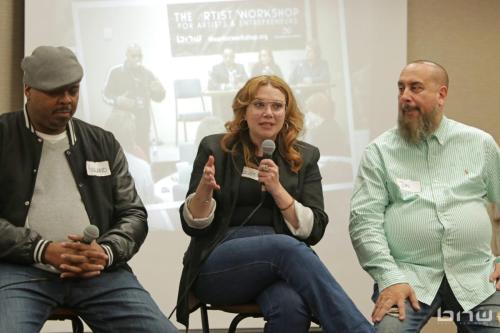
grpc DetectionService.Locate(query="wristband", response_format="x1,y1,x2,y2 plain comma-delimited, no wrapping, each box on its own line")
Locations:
40,240,53,264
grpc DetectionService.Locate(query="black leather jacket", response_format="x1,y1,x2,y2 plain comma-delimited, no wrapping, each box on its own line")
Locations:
0,110,147,269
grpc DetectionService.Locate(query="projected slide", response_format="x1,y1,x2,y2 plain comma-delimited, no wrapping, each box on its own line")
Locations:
27,1,407,329
25,0,406,232
167,1,306,55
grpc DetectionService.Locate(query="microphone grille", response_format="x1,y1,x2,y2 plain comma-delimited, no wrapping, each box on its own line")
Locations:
262,139,276,156
83,225,100,239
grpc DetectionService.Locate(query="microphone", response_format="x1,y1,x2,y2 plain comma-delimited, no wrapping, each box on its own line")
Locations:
261,139,276,192
262,139,275,159
82,225,100,244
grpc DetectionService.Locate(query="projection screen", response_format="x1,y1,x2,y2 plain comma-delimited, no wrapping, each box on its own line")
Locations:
25,0,407,330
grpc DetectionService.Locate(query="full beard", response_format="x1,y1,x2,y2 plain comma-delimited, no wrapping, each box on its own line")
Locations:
398,105,439,144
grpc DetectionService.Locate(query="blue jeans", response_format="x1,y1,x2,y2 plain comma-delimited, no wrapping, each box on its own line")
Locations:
194,226,375,333
0,262,176,333
373,277,500,333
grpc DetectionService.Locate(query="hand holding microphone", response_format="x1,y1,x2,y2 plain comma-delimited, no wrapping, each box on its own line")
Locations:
59,225,108,278
258,140,296,216
115,95,136,110
262,139,275,160
259,139,280,194
81,224,99,244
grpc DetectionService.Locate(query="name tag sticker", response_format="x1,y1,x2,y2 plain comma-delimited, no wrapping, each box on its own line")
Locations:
241,166,259,181
86,161,111,177
396,178,421,193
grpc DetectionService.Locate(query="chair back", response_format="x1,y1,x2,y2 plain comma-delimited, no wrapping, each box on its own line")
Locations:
173,78,208,143
174,79,203,99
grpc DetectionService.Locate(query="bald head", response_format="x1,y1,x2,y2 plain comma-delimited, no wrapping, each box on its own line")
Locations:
222,48,235,66
397,60,449,143
126,43,142,57
404,60,449,88
125,43,143,69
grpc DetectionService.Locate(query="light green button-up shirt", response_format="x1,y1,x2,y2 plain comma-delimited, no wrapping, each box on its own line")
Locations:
350,117,500,311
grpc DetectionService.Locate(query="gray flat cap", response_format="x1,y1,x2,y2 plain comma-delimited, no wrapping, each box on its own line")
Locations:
21,46,83,91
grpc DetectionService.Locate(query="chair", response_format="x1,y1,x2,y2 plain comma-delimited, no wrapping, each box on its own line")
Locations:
189,293,264,333
201,303,264,333
174,79,211,144
189,293,319,333
48,307,84,333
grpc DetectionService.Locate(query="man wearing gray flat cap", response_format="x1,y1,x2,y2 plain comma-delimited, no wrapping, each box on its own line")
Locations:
0,46,177,332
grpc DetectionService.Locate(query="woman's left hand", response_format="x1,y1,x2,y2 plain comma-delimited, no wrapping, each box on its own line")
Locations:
258,159,282,195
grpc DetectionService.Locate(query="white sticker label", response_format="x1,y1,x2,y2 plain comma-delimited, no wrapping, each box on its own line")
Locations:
86,161,111,177
396,178,421,193
241,166,259,181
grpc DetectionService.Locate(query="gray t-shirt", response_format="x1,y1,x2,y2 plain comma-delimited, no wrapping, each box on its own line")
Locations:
26,132,90,271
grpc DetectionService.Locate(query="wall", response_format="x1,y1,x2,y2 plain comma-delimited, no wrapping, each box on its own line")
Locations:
0,0,23,112
407,0,500,143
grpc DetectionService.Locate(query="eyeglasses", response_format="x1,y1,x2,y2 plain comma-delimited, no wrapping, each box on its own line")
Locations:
250,99,286,113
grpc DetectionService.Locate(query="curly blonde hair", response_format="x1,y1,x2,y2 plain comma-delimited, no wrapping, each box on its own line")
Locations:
221,75,304,173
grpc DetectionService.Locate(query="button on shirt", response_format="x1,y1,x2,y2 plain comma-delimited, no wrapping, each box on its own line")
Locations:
350,117,500,311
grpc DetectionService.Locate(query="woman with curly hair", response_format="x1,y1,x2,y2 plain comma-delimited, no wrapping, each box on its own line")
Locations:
176,75,373,333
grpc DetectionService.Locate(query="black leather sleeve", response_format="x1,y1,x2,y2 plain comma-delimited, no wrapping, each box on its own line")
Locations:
0,217,42,264
98,145,148,267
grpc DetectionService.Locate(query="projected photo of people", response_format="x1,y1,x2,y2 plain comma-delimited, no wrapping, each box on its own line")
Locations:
25,0,400,233
251,48,283,78
26,0,408,330
208,48,248,91
207,47,248,121
290,40,331,85
103,44,166,160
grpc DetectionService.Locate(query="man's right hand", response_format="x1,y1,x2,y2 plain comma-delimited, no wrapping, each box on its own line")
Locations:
115,95,135,110
43,241,107,279
372,283,420,323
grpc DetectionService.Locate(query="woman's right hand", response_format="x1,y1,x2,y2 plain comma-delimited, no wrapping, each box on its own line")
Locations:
189,155,220,219
199,155,220,191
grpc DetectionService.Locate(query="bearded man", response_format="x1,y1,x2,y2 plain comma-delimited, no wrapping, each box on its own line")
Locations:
349,60,500,332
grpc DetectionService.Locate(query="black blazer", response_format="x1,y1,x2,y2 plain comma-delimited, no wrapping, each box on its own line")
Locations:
176,134,329,326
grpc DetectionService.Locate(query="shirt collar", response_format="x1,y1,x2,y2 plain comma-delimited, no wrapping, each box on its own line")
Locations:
430,115,450,145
